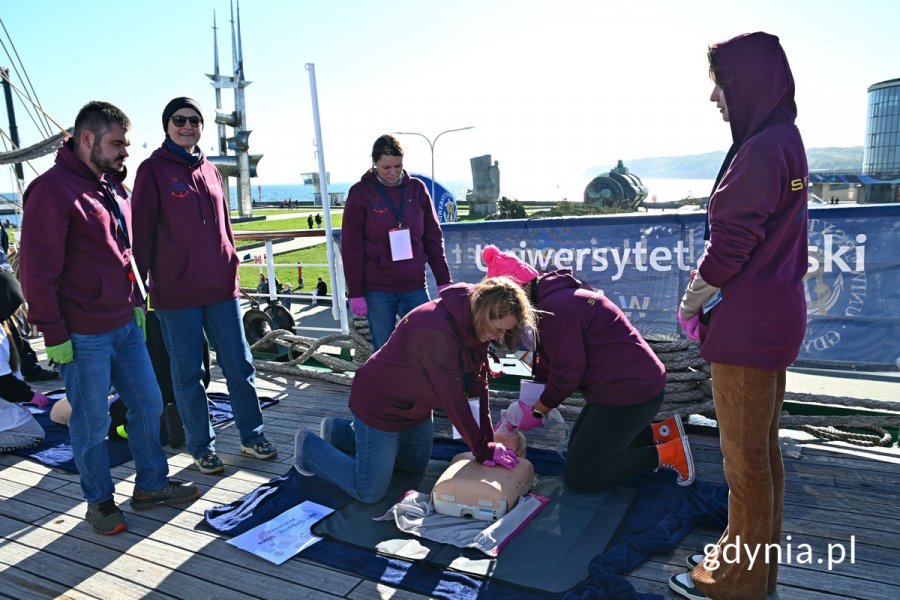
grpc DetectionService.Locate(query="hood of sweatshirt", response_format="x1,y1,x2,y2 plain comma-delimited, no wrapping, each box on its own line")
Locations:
711,31,798,144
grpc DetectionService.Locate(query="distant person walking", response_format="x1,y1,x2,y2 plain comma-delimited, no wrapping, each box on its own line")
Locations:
132,96,277,477
307,214,314,229
341,134,452,350
669,33,808,600
314,213,322,228
19,100,199,535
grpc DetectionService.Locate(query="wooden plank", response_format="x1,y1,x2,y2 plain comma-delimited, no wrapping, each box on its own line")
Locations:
0,564,95,600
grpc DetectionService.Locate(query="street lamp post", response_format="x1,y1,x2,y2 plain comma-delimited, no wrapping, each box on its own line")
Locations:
395,127,474,201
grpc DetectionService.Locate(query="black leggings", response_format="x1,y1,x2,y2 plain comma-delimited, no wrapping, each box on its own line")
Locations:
564,392,664,492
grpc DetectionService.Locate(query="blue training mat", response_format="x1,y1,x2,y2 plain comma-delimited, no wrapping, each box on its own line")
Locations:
203,443,728,600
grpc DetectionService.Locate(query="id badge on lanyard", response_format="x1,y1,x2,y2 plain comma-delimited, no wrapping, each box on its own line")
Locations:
389,227,413,261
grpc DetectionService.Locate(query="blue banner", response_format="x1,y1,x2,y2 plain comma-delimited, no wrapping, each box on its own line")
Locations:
433,205,900,371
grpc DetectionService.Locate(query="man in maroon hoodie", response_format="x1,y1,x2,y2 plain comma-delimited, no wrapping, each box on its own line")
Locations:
670,33,808,600
19,101,199,536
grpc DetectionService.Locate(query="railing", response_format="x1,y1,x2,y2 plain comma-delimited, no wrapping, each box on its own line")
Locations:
232,229,349,336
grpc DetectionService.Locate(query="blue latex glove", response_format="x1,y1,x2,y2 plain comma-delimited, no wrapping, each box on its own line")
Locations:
46,340,74,365
482,442,519,469
134,307,147,341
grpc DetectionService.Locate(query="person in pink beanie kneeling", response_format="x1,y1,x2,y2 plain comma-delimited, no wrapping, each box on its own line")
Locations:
481,244,694,491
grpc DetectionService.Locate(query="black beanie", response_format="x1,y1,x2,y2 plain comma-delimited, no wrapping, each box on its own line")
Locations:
162,97,204,131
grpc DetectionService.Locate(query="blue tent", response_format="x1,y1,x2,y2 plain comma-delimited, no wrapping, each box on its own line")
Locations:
411,173,458,223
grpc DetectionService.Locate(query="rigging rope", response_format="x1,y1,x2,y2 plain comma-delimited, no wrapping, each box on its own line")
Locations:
242,327,898,448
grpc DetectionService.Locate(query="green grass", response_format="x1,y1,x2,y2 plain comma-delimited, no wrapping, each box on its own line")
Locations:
241,242,332,293
231,212,344,232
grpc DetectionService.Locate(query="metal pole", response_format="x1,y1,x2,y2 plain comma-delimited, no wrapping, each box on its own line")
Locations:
395,127,474,201
306,63,348,334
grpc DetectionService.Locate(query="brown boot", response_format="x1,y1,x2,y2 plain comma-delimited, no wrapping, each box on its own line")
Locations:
651,414,684,444
657,437,695,486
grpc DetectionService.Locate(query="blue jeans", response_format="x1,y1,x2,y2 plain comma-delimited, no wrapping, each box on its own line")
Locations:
62,321,169,503
298,414,433,503
156,298,266,459
365,288,430,351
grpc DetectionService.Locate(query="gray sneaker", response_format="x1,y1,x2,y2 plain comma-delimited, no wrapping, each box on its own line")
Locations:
293,429,314,476
240,437,278,460
85,499,126,535
320,416,336,443
194,451,225,474
130,481,200,511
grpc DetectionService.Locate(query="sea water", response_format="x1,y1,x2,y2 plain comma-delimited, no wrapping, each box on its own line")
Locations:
229,176,716,209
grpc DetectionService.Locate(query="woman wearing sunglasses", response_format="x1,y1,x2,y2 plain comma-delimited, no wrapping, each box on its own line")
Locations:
131,97,277,476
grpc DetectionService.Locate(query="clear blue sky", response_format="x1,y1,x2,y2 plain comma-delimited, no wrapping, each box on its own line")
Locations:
1,0,897,201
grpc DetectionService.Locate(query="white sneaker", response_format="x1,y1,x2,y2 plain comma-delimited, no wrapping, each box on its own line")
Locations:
669,572,706,599
686,553,705,569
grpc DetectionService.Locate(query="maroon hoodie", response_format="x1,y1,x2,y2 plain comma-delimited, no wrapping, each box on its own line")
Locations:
348,283,495,463
341,170,451,298
532,270,665,408
698,32,808,370
20,141,137,346
131,144,238,310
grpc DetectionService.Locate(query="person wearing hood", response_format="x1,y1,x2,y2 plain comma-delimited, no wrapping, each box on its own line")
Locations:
341,134,453,350
132,97,277,476
19,101,199,536
293,277,535,504
0,269,47,452
670,33,808,600
481,246,694,493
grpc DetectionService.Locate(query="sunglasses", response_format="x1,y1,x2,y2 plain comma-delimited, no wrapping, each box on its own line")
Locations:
170,115,202,127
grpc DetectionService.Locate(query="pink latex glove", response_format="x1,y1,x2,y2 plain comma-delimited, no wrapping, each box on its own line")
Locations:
678,310,700,341
482,442,519,469
514,401,544,431
349,297,368,317
437,283,451,293
29,392,50,409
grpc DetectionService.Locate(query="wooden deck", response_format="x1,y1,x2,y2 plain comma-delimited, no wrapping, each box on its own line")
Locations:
2,364,899,600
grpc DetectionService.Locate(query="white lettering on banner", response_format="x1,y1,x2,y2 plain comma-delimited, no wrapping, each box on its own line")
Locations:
469,240,695,282
618,294,651,319
464,226,866,284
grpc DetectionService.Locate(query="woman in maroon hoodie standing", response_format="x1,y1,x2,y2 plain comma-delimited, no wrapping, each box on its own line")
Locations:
481,246,694,492
293,277,534,504
131,97,277,476
341,134,453,351
670,33,809,600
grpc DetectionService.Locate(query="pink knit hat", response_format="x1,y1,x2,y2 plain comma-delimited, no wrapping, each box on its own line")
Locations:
482,245,539,285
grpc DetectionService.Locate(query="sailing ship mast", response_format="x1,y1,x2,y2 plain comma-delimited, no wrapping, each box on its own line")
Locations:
206,0,261,217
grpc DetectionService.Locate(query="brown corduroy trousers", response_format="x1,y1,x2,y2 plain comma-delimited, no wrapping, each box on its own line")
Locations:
692,363,786,599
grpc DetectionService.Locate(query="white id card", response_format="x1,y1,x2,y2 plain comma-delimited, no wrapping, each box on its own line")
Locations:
452,398,481,439
518,380,545,407
389,227,414,261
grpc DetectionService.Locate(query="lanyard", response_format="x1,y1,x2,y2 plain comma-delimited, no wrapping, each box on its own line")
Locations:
99,177,131,248
371,183,407,227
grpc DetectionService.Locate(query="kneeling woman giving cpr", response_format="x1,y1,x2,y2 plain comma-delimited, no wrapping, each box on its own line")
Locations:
293,277,537,503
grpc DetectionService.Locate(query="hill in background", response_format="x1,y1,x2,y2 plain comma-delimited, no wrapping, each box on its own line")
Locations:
586,147,864,179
